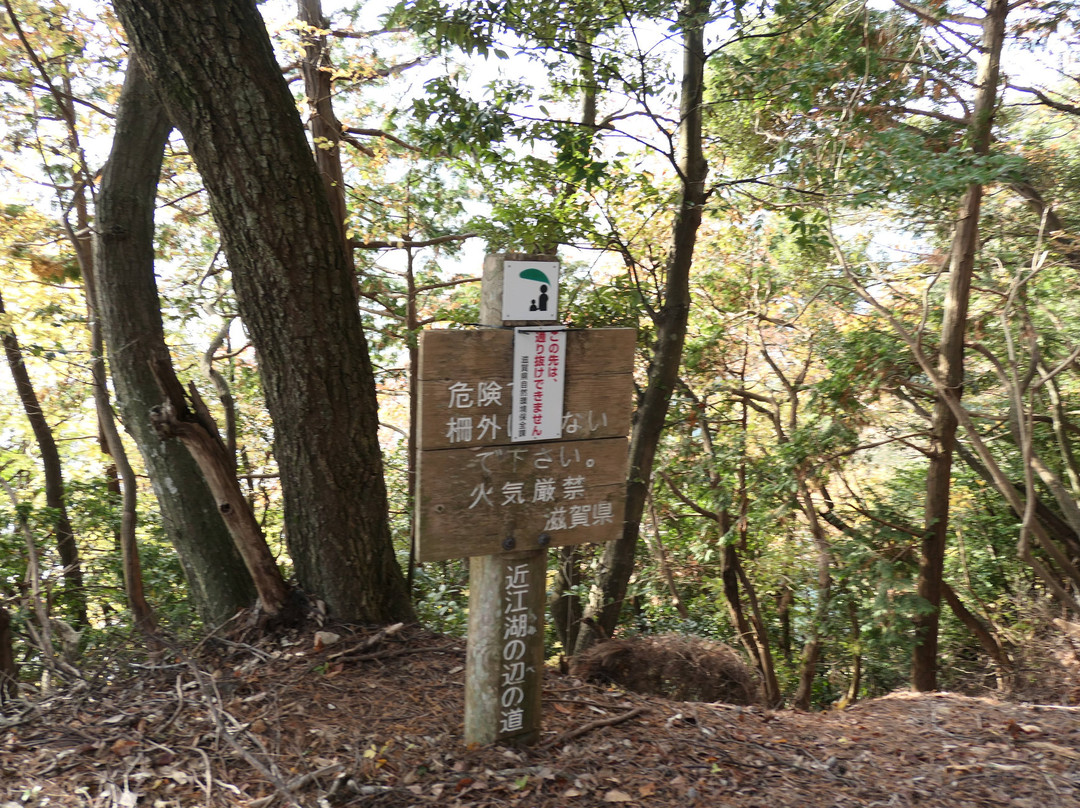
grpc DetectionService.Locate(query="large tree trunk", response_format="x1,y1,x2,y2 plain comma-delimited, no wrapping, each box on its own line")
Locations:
914,0,1008,691
94,60,259,626
575,0,709,651
112,0,413,623
0,291,86,628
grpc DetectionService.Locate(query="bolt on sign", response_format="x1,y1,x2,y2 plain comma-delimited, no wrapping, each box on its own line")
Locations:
415,327,635,562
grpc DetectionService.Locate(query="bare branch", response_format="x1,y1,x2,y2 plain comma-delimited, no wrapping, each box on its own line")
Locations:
330,27,410,39
352,232,479,250
658,470,720,523
343,126,423,153
1009,84,1080,117
890,0,983,27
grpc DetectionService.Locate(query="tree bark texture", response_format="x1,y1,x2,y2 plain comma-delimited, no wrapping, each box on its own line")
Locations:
914,0,1008,692
575,0,709,652
0,292,87,627
94,60,258,625
298,0,350,249
148,373,290,615
792,481,832,711
0,604,16,701
111,0,413,623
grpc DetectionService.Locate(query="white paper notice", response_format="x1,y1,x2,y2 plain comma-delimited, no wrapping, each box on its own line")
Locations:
512,326,566,442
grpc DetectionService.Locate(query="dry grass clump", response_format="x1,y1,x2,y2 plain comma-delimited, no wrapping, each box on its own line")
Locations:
572,634,762,705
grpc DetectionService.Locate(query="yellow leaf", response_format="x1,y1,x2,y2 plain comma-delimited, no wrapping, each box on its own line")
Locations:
604,790,634,802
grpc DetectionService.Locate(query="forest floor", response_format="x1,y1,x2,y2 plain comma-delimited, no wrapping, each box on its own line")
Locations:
3,622,1080,808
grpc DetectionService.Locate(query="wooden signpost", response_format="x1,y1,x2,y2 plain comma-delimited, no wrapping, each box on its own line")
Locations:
415,254,634,746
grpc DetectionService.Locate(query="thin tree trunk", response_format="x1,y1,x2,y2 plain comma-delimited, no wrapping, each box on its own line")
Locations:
201,316,238,469
777,586,793,664
548,21,601,632
552,546,585,651
736,560,782,706
731,368,782,706
844,600,861,706
0,291,86,627
719,515,761,666
298,0,350,250
406,249,419,591
93,59,259,625
0,605,16,700
645,492,688,620
69,130,160,640
575,0,708,652
792,480,832,711
914,0,1008,692
91,321,158,639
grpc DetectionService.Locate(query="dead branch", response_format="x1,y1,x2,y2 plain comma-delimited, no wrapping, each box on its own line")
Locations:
326,622,405,661
539,706,650,750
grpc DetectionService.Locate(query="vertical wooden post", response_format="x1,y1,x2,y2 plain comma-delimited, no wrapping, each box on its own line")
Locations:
465,551,546,745
464,253,556,746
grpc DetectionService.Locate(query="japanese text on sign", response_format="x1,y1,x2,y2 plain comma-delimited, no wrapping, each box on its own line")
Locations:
499,560,536,734
445,380,505,444
465,444,614,534
512,327,565,443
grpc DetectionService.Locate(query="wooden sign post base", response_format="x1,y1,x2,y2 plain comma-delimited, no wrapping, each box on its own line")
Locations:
464,549,546,746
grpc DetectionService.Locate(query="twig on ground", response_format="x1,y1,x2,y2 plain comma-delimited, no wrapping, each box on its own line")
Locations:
539,706,650,750
326,622,406,661
153,674,186,736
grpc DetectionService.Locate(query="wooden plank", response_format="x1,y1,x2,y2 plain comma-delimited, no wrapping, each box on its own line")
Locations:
417,328,635,451
464,551,546,746
416,436,628,561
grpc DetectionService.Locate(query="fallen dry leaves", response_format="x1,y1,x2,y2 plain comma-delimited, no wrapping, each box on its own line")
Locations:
2,623,1079,807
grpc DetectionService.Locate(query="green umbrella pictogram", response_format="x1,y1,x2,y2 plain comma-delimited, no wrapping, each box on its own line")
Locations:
519,267,551,284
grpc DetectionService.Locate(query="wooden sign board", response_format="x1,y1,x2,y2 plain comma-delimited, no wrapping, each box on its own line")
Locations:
417,437,628,561
417,328,635,451
415,327,635,562
465,551,546,745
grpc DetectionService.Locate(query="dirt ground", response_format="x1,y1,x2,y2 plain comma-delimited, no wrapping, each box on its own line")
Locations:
3,623,1080,807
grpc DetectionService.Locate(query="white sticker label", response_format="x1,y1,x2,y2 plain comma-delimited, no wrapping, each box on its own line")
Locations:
511,326,566,442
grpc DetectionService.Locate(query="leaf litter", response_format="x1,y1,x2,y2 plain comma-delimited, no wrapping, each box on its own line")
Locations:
2,623,1079,807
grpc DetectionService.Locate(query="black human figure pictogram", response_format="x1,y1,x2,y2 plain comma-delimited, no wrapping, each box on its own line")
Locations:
529,284,549,313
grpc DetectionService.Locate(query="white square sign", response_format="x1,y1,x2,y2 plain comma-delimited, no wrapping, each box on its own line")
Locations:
512,326,566,442
502,260,559,321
